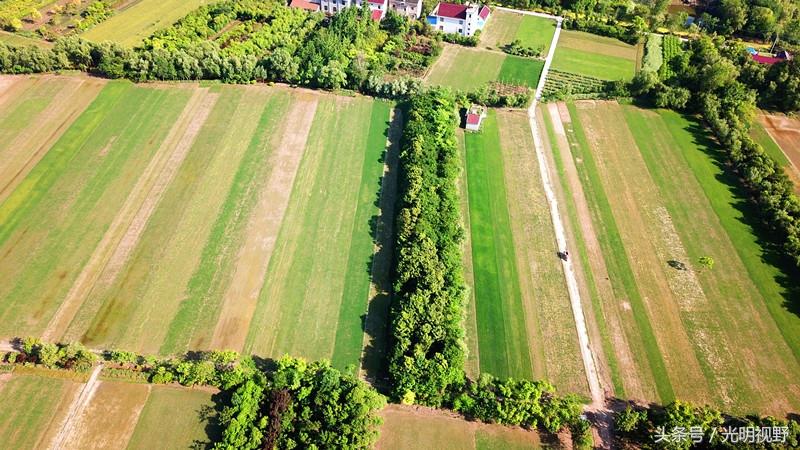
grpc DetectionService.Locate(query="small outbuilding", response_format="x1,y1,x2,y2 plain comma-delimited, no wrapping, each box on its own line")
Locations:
465,105,487,132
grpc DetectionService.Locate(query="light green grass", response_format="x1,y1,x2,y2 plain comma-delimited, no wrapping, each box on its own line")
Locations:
514,15,557,54
563,102,674,403
0,30,52,48
464,111,532,379
475,429,540,450
426,46,505,91
81,0,213,46
244,97,388,371
0,375,73,449
750,121,791,167
551,47,635,80
498,55,543,88
127,386,217,449
0,81,191,338
159,91,292,355
0,77,66,153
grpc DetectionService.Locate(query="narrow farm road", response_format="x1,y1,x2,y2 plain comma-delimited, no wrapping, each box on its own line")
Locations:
47,363,104,450
523,15,614,448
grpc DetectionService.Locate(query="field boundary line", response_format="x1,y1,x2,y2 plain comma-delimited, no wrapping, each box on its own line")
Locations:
42,88,216,342
493,6,561,21
46,363,104,450
359,107,402,385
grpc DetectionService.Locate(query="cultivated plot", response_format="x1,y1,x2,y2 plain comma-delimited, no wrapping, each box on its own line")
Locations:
755,113,800,191
127,386,219,449
551,30,639,80
460,110,587,395
541,100,800,415
376,404,543,450
0,30,52,48
81,0,213,46
0,373,80,450
0,76,393,373
426,45,544,90
479,10,557,55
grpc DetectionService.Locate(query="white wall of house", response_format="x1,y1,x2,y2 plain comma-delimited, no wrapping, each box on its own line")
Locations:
389,0,422,18
427,4,488,37
319,0,388,16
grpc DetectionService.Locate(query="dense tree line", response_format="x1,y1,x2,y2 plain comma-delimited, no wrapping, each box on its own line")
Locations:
737,53,800,112
615,399,800,449
633,35,800,269
7,337,96,371
215,356,386,450
389,89,467,407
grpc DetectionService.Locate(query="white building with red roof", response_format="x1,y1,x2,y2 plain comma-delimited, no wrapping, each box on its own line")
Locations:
427,2,490,37
319,0,389,18
465,104,487,131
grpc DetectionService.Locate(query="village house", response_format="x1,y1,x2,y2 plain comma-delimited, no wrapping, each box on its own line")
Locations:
465,105,487,132
310,0,419,19
389,0,423,19
427,2,490,37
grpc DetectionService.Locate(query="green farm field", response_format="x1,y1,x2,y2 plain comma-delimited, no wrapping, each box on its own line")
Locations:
0,30,51,48
81,0,214,46
376,405,543,450
459,110,587,395
0,373,80,449
127,386,219,449
540,100,800,415
0,75,393,372
480,10,557,54
426,45,543,90
551,30,640,80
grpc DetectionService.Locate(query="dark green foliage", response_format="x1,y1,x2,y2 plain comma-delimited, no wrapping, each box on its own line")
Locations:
13,337,96,371
562,17,643,45
451,374,584,433
215,373,269,450
440,30,480,47
389,89,467,407
502,39,544,58
740,57,800,113
461,82,534,107
616,400,800,449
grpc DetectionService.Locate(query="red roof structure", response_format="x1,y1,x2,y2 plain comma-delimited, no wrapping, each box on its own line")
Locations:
368,0,385,4
371,9,383,20
289,0,320,11
752,54,784,65
466,113,481,125
435,3,468,19
478,5,490,19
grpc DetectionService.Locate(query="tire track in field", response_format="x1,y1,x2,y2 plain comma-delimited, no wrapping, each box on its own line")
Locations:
46,363,104,450
209,94,319,351
43,89,217,342
543,103,647,400
0,78,105,204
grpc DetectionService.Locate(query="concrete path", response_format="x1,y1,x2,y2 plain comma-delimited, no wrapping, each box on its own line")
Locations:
522,14,614,448
494,6,561,21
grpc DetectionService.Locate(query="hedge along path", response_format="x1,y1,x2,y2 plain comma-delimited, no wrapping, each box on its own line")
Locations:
58,380,151,450
210,93,319,351
541,103,650,401
571,101,711,403
80,86,274,354
158,90,293,355
44,88,217,343
0,77,105,205
496,109,586,395
0,83,190,339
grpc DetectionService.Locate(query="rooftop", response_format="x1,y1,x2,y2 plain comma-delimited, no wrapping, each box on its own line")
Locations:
434,2,468,19
289,0,320,11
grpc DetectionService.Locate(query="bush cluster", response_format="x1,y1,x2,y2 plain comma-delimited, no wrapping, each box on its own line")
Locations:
5,337,96,372
502,39,544,58
215,356,386,450
440,30,480,47
388,88,467,407
616,400,800,449
563,17,644,45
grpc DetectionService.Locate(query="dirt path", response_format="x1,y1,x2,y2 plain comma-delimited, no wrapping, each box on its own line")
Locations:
43,89,217,342
0,78,105,205
209,94,319,351
46,363,104,450
359,108,402,385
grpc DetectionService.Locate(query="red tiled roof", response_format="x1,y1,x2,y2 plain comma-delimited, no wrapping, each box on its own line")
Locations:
478,5,490,19
435,2,468,19
752,54,783,65
466,113,481,125
289,0,320,11
371,9,383,20
368,0,385,4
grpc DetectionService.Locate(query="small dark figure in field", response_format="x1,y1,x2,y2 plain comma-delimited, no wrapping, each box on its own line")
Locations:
558,251,570,261
667,260,687,271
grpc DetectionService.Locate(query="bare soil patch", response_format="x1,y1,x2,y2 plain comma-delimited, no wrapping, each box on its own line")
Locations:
759,113,800,188
210,93,319,351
